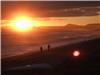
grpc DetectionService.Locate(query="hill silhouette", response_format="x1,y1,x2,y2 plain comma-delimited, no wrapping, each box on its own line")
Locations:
85,23,100,30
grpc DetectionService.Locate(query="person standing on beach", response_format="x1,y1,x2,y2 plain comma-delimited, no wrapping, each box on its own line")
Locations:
40,46,43,53
47,44,50,52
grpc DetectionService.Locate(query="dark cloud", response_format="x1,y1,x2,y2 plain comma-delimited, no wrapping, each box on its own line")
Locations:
47,7,100,17
1,1,100,19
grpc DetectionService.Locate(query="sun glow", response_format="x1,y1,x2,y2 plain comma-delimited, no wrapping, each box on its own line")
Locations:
15,19,32,30
10,16,37,32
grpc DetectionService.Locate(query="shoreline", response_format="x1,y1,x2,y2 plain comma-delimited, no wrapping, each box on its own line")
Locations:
2,37,100,71
2,36,99,59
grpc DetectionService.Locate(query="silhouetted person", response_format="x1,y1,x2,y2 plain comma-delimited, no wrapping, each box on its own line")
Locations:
47,44,50,51
40,46,43,53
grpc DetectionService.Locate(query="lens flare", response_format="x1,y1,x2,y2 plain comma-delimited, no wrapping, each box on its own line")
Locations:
73,50,80,57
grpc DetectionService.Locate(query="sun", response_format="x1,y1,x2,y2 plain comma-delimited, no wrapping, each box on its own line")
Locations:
11,17,36,32
15,19,32,30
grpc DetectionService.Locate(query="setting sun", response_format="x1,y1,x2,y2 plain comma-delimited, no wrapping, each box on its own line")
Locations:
9,16,37,32
15,19,32,31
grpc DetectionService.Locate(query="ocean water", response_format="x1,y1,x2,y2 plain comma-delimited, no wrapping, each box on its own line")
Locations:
1,26,100,58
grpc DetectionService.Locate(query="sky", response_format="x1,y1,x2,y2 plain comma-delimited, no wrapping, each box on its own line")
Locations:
1,1,100,26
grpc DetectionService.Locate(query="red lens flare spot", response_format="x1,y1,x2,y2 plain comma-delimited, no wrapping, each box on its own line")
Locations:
73,50,80,57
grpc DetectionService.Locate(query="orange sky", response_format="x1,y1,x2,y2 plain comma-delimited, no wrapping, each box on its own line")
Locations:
34,15,100,26
1,1,100,27
2,15,100,27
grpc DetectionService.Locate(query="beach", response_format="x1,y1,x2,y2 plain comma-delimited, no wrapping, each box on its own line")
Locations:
2,38,100,71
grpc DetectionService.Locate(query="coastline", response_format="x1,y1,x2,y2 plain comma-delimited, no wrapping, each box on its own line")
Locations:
2,37,100,70
2,36,99,59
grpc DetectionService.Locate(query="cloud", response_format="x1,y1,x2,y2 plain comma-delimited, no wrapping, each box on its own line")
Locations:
1,1,100,19
46,6,100,17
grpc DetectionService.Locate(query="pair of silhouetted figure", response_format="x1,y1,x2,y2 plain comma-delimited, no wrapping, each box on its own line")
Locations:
40,44,50,53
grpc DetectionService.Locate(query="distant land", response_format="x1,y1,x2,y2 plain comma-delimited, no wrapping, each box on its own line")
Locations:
65,23,100,30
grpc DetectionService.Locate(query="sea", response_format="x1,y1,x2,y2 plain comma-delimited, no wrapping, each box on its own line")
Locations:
1,26,100,58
